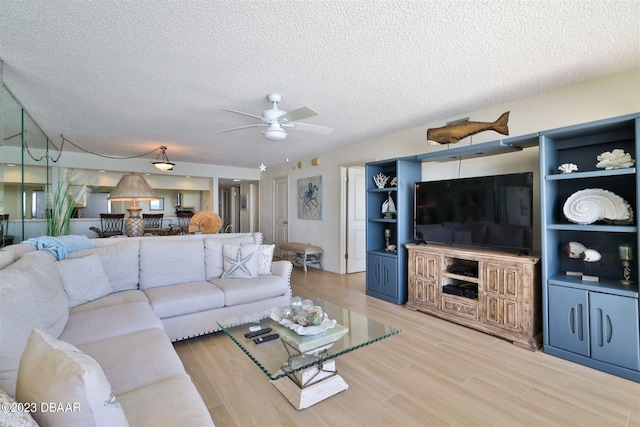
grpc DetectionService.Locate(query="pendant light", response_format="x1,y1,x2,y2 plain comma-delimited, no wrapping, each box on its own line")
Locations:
152,146,175,171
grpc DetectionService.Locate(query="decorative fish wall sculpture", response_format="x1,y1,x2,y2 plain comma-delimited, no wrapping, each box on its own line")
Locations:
427,111,510,145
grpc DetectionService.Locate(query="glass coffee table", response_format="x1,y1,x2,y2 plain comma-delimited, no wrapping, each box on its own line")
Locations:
217,299,401,410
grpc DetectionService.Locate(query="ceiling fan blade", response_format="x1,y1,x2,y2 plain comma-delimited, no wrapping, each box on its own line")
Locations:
222,109,264,120
279,106,318,123
288,122,334,135
218,123,267,133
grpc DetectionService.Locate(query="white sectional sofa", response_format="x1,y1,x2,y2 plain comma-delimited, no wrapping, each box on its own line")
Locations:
0,232,293,426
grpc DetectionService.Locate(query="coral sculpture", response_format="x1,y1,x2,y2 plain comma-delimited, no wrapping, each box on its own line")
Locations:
596,149,635,170
558,163,578,174
373,172,390,189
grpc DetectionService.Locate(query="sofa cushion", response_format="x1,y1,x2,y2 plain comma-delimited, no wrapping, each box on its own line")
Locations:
70,290,149,314
78,328,186,395
70,240,140,292
139,240,205,290
144,281,225,319
211,274,290,306
221,244,259,279
204,235,257,279
9,251,68,338
117,374,213,427
57,253,113,308
60,301,163,346
0,269,43,397
16,329,129,427
0,243,35,261
0,250,15,270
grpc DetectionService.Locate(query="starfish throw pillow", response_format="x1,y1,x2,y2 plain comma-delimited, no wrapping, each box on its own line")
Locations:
221,244,259,278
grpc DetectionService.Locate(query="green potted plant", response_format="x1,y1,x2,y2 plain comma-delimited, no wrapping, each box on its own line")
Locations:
45,168,90,236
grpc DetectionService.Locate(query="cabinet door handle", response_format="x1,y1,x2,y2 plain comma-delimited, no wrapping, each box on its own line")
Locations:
605,314,613,344
577,304,584,341
569,307,575,334
596,308,603,347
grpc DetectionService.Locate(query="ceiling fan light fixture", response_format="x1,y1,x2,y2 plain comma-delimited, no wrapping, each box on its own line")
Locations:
152,146,175,171
220,93,331,141
263,125,287,141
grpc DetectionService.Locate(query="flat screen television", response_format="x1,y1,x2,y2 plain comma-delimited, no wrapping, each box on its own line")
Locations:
414,172,534,252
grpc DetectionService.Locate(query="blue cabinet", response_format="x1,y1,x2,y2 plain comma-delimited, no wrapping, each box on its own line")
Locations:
366,253,398,300
548,285,640,371
365,157,421,304
541,113,640,381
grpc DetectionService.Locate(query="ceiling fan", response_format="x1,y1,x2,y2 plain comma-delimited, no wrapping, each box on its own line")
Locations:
219,93,333,141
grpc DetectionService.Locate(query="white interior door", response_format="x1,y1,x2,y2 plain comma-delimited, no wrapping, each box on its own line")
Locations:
273,176,289,253
347,166,366,272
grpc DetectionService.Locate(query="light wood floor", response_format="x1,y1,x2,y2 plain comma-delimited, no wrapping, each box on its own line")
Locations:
174,268,640,427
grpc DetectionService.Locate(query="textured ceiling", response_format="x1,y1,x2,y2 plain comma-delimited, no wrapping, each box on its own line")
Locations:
1,0,639,171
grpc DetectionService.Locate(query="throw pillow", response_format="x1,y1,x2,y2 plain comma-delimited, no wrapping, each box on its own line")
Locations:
243,243,274,275
0,387,38,426
221,244,258,279
204,235,257,279
57,254,113,308
16,329,129,427
70,240,140,292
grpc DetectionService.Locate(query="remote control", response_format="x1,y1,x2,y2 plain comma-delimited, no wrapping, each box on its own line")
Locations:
253,333,279,344
248,326,262,332
244,328,272,339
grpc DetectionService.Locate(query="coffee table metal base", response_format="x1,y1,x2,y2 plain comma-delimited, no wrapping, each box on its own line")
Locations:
270,360,349,410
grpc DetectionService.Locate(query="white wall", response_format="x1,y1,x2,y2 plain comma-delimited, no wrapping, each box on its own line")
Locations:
259,68,640,273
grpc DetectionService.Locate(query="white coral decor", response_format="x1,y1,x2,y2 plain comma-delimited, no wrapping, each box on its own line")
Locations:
596,149,635,170
373,172,390,188
558,163,578,173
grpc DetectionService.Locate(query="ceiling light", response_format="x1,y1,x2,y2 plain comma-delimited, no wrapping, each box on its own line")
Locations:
152,146,175,171
263,124,287,141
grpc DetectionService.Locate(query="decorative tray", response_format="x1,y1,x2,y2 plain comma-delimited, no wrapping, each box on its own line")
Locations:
270,308,337,336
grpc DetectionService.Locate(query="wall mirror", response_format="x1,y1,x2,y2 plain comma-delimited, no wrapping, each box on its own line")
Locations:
2,82,255,241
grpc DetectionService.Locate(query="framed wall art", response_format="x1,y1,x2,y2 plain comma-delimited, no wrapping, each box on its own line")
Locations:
150,198,164,211
297,175,323,220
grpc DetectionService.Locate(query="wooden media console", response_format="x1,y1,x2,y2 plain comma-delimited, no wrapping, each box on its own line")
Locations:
406,243,542,351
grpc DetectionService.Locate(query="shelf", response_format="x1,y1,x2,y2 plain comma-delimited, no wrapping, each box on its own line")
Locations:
417,133,538,163
546,224,637,232
368,187,397,193
548,273,639,298
367,249,397,257
546,167,636,181
369,218,397,224
442,272,480,283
